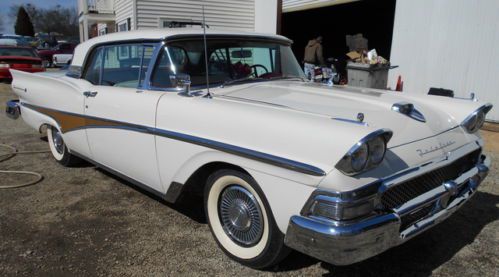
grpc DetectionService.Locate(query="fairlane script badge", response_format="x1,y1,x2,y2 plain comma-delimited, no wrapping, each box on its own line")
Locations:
416,141,456,157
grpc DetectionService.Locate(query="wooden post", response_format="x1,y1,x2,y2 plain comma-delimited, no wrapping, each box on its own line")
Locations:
276,0,283,35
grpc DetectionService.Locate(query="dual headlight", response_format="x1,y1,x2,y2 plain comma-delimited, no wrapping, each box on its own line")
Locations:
461,104,493,133
335,129,393,175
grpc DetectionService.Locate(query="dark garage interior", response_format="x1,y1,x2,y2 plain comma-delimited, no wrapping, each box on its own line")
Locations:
282,0,397,67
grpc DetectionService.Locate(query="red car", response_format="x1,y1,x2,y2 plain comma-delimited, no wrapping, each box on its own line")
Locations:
37,43,76,67
0,45,45,82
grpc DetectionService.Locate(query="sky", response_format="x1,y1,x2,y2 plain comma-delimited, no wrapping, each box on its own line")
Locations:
0,0,77,34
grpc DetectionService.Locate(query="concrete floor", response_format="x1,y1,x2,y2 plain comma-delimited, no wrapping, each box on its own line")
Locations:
0,81,498,276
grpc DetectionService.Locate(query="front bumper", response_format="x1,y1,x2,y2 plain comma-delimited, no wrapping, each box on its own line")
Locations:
284,154,490,265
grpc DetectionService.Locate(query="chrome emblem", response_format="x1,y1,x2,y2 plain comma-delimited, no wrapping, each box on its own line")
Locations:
416,140,456,157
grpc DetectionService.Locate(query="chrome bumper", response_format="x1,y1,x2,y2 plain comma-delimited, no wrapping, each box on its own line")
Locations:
284,155,490,265
5,99,21,119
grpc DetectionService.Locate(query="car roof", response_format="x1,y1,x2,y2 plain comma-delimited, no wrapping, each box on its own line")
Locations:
72,28,291,67
0,45,33,48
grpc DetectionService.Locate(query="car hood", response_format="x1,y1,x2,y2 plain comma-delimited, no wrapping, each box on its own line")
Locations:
216,81,476,148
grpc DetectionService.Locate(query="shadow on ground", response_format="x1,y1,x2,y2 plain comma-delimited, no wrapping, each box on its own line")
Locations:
92,164,499,276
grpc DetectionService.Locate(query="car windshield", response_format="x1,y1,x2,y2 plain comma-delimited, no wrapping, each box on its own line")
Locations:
150,37,305,88
0,47,37,57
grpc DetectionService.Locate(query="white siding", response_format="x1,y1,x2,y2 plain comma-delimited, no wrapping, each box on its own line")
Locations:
115,0,135,30
389,0,499,122
136,0,255,32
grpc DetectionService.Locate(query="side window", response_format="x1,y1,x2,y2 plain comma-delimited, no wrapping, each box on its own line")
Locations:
150,47,188,88
83,47,104,85
100,44,150,88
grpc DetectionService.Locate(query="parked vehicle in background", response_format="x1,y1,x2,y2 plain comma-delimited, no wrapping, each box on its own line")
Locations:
37,43,76,67
52,53,73,67
0,39,18,46
0,35,30,47
0,45,45,82
5,29,493,269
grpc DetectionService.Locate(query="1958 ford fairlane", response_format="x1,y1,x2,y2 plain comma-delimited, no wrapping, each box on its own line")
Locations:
5,29,493,269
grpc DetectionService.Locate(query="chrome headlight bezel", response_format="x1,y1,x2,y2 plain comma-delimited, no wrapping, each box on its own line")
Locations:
302,183,381,222
335,129,393,176
461,104,493,133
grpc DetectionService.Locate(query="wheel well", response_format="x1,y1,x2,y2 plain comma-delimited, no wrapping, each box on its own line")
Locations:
179,162,249,199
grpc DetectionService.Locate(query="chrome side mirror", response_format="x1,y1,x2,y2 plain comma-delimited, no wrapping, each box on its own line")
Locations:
170,73,192,96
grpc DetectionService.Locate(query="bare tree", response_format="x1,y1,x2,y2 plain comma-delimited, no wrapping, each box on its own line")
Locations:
9,4,78,37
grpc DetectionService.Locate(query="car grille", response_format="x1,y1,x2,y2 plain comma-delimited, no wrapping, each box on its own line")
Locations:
381,149,481,210
400,202,434,230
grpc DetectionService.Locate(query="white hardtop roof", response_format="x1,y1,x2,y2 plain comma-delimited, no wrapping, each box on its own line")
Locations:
72,29,290,67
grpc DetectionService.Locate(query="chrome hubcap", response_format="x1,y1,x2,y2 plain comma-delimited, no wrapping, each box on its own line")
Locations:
52,128,64,154
219,185,263,246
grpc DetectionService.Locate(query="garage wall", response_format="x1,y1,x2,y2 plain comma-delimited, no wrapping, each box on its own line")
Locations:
136,0,255,31
115,0,135,29
389,0,499,122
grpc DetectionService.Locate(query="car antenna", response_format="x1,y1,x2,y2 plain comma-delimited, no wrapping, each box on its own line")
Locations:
202,5,212,98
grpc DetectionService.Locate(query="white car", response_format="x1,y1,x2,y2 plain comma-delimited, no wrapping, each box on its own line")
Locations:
6,29,492,269
52,53,73,67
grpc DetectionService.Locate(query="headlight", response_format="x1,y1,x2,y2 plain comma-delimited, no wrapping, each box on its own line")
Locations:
461,104,493,133
0,63,10,68
368,136,386,165
351,143,368,171
335,129,393,175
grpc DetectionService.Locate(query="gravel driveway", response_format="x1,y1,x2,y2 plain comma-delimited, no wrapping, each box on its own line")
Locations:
0,81,498,276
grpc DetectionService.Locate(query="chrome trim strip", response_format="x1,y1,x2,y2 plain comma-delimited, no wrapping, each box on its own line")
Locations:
21,103,326,177
150,127,326,176
332,117,369,126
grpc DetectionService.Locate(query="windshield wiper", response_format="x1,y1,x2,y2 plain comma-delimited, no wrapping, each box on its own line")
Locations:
220,77,266,88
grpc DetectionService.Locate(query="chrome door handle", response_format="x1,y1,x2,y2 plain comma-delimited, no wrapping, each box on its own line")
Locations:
83,91,98,97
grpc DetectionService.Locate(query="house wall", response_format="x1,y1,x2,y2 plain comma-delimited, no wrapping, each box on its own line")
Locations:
135,0,256,32
115,0,135,30
389,0,499,122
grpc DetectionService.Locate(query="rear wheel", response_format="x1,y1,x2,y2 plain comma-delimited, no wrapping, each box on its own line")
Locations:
204,169,289,269
47,126,81,166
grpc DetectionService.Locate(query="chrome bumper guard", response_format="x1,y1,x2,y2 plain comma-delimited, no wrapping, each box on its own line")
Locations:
284,155,490,265
5,100,21,119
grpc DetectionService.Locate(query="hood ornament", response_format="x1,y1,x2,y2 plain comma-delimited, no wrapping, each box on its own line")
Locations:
357,113,364,122
392,102,426,122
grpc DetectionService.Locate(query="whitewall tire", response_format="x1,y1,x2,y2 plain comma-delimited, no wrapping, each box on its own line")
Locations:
204,169,289,269
47,126,81,166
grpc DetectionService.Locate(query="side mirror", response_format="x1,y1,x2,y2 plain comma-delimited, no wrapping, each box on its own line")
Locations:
169,73,192,96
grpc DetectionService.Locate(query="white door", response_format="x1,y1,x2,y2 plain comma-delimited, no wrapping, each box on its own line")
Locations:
82,43,165,193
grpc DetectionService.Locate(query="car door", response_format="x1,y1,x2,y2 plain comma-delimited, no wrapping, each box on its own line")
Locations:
82,43,165,193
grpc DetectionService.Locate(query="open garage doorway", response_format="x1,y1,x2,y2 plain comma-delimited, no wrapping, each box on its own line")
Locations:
281,0,397,78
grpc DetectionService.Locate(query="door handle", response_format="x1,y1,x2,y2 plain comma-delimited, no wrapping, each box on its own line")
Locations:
83,91,98,97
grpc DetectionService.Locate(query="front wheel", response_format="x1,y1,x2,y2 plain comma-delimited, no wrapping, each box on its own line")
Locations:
47,126,81,166
204,169,289,269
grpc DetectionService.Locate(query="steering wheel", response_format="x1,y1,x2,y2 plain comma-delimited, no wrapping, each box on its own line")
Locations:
250,64,269,78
